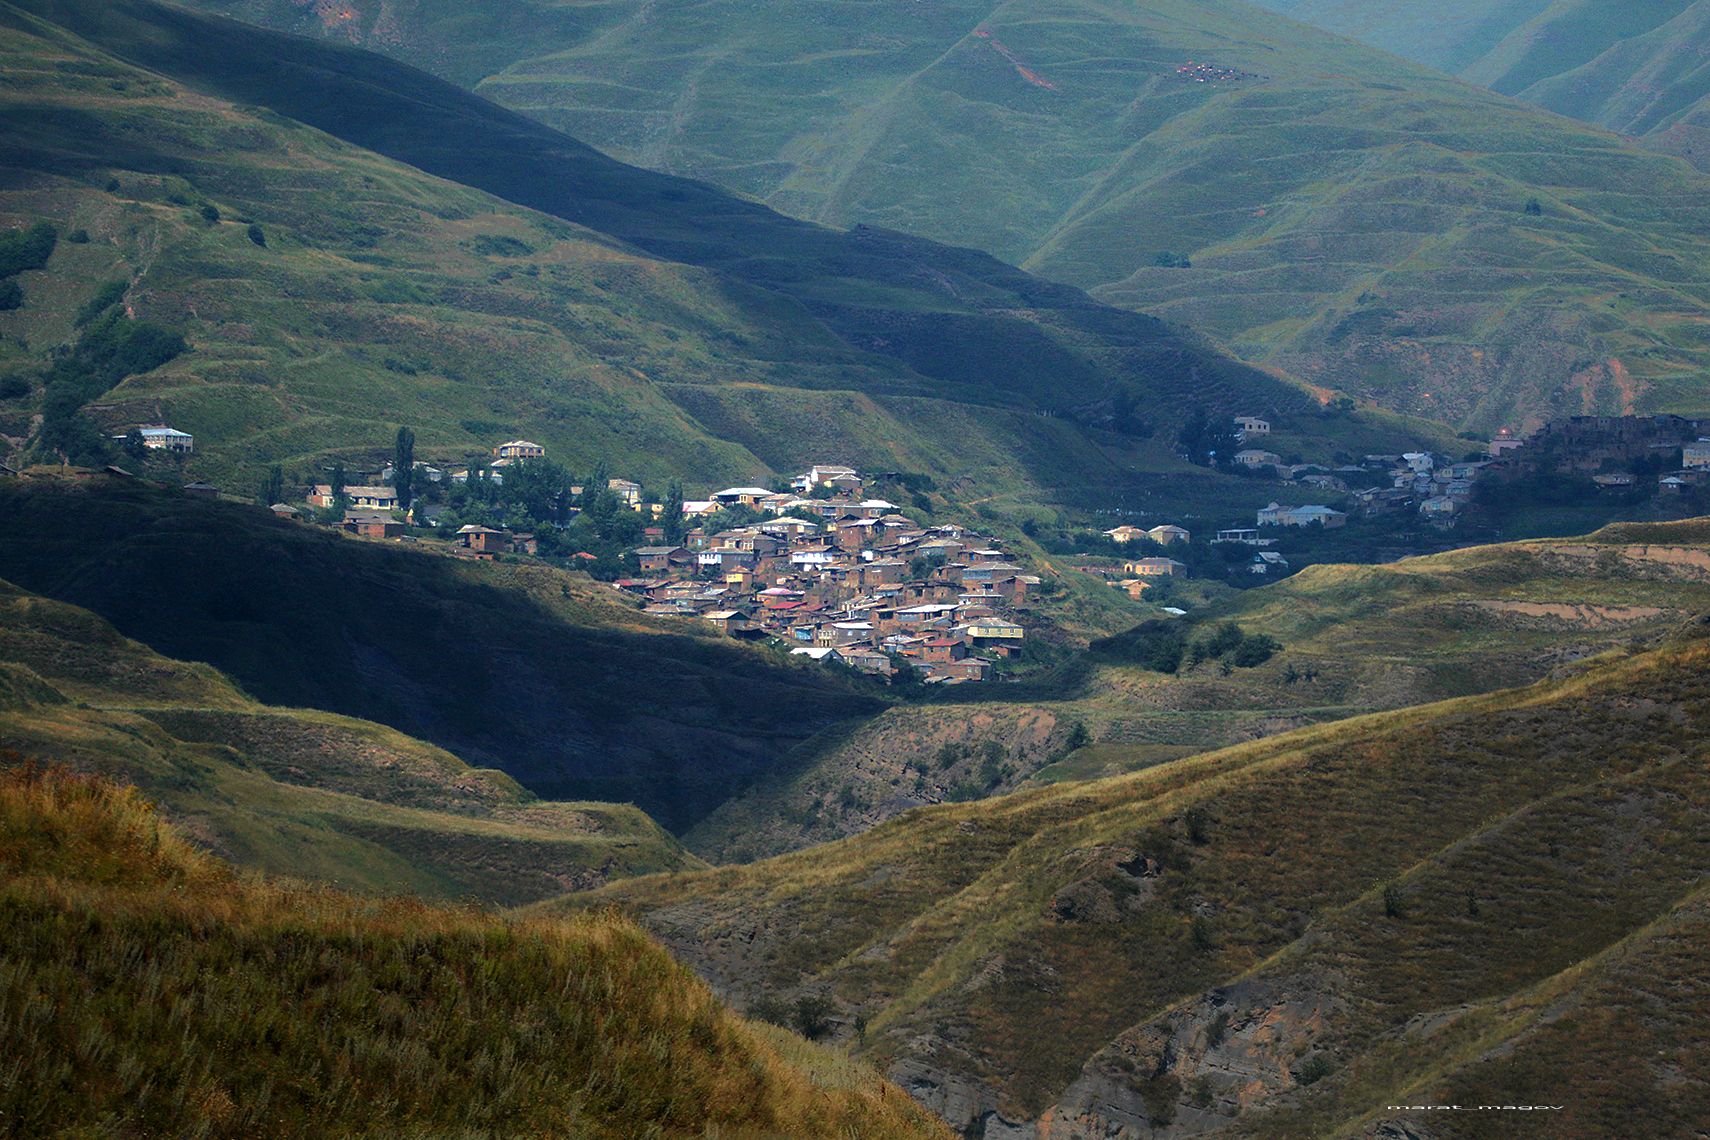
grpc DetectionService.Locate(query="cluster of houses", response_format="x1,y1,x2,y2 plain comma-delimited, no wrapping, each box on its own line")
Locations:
1232,420,1500,528
1517,416,1710,498
1097,522,1200,594
611,466,1032,684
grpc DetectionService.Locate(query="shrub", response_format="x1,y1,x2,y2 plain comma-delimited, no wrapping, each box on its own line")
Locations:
247,224,266,247
1294,1055,1334,1086
1231,634,1280,668
199,203,220,223
1191,916,1216,952
0,222,56,277
791,995,836,1040
1185,806,1211,845
0,280,20,312
74,279,128,327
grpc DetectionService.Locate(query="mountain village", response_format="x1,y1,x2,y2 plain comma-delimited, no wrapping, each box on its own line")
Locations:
70,411,1710,689
605,464,1031,684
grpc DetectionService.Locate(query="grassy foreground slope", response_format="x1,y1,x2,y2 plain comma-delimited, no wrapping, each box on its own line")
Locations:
0,479,883,833
687,518,1710,861
0,763,950,1139
555,619,1710,1134
184,0,1710,431
0,576,700,903
0,0,1375,502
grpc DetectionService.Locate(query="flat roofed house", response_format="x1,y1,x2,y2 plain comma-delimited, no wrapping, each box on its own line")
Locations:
795,464,860,490
456,524,510,556
493,440,545,460
116,424,194,453
713,486,772,507
343,511,404,539
703,609,753,635
1123,557,1186,578
632,545,688,573
310,484,398,511
1233,415,1270,437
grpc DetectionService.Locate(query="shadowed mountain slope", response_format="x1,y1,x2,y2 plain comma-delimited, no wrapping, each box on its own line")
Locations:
0,479,885,833
0,575,701,903
553,616,1710,1135
175,0,1710,432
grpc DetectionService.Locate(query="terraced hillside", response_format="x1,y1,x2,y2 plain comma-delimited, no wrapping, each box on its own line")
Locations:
0,478,885,833
0,576,701,903
686,518,1710,860
0,763,950,1138
558,616,1710,1136
1260,0,1710,168
0,0,1382,506
181,0,1710,431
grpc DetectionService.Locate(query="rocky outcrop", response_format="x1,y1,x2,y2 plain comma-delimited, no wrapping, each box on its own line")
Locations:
1038,977,1344,1138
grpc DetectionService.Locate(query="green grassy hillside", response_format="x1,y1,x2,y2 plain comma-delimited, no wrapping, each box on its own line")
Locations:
1260,0,1710,170
0,478,886,832
179,0,1710,432
0,762,950,1138
0,575,701,903
553,615,1710,1135
685,518,1710,861
0,0,1381,506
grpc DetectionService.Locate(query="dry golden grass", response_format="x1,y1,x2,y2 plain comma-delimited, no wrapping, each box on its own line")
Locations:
0,762,949,1139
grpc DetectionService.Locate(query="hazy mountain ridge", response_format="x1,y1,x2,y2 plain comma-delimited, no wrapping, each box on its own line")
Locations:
180,0,1710,432
1258,0,1710,169
2,0,1364,507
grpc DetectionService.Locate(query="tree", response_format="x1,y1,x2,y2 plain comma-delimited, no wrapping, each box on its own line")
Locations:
259,464,283,507
330,461,347,510
246,224,266,247
121,428,146,460
393,426,416,511
661,477,685,542
1177,406,1239,468
507,457,575,525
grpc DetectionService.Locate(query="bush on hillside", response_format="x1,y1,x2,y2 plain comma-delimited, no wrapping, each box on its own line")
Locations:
0,223,56,278
74,279,128,328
